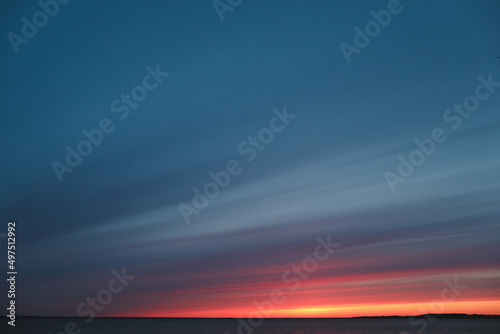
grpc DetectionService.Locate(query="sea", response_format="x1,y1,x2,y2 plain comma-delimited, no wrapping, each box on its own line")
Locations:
8,317,500,334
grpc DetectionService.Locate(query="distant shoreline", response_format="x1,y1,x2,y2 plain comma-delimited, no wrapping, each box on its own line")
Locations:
7,313,500,319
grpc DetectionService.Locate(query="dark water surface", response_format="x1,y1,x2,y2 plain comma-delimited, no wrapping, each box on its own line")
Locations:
8,317,500,334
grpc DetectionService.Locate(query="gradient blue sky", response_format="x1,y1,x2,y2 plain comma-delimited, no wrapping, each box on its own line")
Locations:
1,0,499,317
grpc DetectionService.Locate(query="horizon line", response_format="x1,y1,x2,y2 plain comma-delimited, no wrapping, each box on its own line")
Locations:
6,313,500,319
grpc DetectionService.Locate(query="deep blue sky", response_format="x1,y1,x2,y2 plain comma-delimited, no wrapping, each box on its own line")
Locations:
1,0,499,317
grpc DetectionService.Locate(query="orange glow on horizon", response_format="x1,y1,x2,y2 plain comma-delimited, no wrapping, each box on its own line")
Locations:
106,268,500,319
111,300,500,318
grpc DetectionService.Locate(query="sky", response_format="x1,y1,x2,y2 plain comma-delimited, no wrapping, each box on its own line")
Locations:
0,0,499,319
